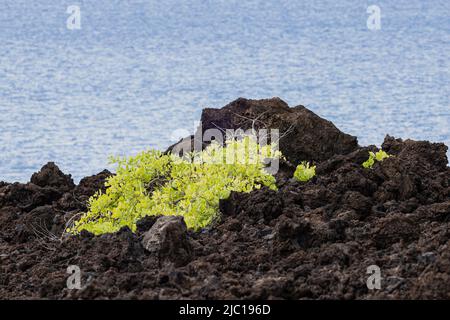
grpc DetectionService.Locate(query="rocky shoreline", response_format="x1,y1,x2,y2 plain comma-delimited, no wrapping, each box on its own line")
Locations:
1,98,449,299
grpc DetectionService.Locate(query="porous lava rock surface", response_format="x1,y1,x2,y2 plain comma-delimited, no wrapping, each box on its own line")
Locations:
1,98,449,299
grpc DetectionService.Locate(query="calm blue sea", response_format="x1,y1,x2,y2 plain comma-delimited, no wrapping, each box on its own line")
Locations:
0,0,449,182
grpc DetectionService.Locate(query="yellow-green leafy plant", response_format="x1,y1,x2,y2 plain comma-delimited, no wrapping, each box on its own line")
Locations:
293,161,316,182
362,149,390,169
68,137,281,235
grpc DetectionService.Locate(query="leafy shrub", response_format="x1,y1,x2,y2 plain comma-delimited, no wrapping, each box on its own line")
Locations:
362,149,390,169
68,137,281,235
293,161,316,182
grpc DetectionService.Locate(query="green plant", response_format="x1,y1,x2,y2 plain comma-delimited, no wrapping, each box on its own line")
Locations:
293,161,316,182
68,137,281,235
362,149,390,169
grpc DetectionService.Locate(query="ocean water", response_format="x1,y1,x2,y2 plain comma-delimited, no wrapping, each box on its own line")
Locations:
0,0,449,182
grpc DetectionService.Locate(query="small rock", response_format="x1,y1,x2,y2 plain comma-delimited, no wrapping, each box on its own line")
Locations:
250,276,289,299
226,218,242,232
418,252,437,264
141,216,192,267
30,162,75,193
373,215,418,249
341,191,372,215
